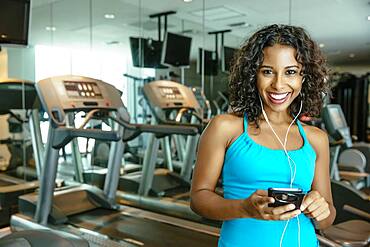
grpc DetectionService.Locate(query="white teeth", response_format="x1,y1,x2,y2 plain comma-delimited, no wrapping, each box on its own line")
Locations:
269,92,289,100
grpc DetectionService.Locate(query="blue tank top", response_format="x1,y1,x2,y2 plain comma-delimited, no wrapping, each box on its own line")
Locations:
219,115,318,247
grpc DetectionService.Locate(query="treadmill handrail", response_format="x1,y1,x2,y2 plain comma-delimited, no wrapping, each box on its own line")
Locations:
329,139,346,147
108,115,199,141
135,123,198,136
343,204,370,221
52,128,121,149
175,108,204,124
157,118,203,133
0,181,39,193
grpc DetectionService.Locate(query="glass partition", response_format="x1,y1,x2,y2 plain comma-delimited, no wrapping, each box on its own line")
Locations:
0,0,38,185
0,0,368,229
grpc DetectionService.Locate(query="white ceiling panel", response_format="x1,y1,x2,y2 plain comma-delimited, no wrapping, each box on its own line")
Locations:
29,0,370,65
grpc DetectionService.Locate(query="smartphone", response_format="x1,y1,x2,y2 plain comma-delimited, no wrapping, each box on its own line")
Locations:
268,188,305,210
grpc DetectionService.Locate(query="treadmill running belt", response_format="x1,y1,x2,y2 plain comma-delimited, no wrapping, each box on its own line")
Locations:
69,208,218,247
0,180,13,186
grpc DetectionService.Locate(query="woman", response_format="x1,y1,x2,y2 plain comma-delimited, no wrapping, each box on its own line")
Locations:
190,24,336,247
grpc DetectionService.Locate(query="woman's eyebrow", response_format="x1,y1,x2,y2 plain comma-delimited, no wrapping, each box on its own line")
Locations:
285,65,300,69
260,65,273,69
260,65,300,69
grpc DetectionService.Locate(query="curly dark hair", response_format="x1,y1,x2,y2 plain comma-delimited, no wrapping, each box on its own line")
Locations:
229,24,329,126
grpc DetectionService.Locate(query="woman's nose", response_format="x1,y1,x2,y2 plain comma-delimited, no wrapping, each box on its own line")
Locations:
270,74,286,90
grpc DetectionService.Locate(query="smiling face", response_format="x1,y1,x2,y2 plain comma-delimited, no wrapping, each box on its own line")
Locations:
257,44,303,114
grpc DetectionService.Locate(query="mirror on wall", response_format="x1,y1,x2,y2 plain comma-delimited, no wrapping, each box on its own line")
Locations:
0,0,39,185
0,0,369,221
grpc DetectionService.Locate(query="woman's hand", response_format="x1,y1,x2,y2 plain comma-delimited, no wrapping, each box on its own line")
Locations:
242,190,301,220
300,190,330,222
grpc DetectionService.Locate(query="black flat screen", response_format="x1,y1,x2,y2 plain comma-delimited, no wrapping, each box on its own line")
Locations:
130,37,167,69
0,0,30,45
197,48,218,76
161,32,192,67
222,46,238,73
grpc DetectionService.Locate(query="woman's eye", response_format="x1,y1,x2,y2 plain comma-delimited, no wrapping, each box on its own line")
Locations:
286,70,297,75
262,70,273,75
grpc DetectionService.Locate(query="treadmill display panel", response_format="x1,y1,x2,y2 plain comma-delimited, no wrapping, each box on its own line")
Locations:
64,81,102,99
329,107,346,129
159,86,183,100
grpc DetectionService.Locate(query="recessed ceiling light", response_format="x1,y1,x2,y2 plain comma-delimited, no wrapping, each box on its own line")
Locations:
106,41,120,45
104,14,115,19
181,29,200,35
191,6,244,21
319,43,325,48
0,34,7,39
349,53,355,58
184,0,193,2
228,22,251,28
367,16,370,21
45,26,56,31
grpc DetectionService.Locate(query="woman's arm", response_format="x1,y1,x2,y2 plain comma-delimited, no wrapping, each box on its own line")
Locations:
190,115,246,220
190,115,301,221
301,127,336,229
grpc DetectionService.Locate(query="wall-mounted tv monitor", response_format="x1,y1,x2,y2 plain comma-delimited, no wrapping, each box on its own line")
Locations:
161,32,192,67
129,37,168,69
0,0,30,45
197,48,218,76
222,46,238,73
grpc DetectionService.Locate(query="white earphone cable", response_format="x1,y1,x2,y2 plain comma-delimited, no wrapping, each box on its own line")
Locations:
259,95,303,247
260,98,302,186
280,219,290,247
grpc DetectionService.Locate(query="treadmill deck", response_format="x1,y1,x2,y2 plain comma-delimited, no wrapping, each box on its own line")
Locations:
69,208,219,247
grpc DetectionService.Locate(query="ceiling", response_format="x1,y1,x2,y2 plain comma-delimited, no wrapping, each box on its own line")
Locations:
29,0,370,66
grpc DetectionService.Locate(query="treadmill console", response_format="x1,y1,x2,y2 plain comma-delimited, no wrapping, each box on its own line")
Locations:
143,80,200,110
64,81,103,99
37,75,124,125
322,104,353,147
158,86,183,100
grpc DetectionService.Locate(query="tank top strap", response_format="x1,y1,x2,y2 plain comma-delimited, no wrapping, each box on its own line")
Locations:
243,113,248,133
296,120,308,141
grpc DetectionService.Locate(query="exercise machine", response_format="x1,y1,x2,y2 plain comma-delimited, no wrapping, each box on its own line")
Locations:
319,181,370,246
322,104,369,189
119,80,204,198
0,79,42,227
10,75,219,246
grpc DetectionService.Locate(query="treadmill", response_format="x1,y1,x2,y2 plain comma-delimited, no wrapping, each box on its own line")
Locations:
120,80,204,198
11,75,219,246
117,80,217,224
0,79,43,227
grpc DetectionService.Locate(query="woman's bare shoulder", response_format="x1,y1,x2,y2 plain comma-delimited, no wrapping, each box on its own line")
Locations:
205,114,244,146
302,124,329,153
208,113,243,130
